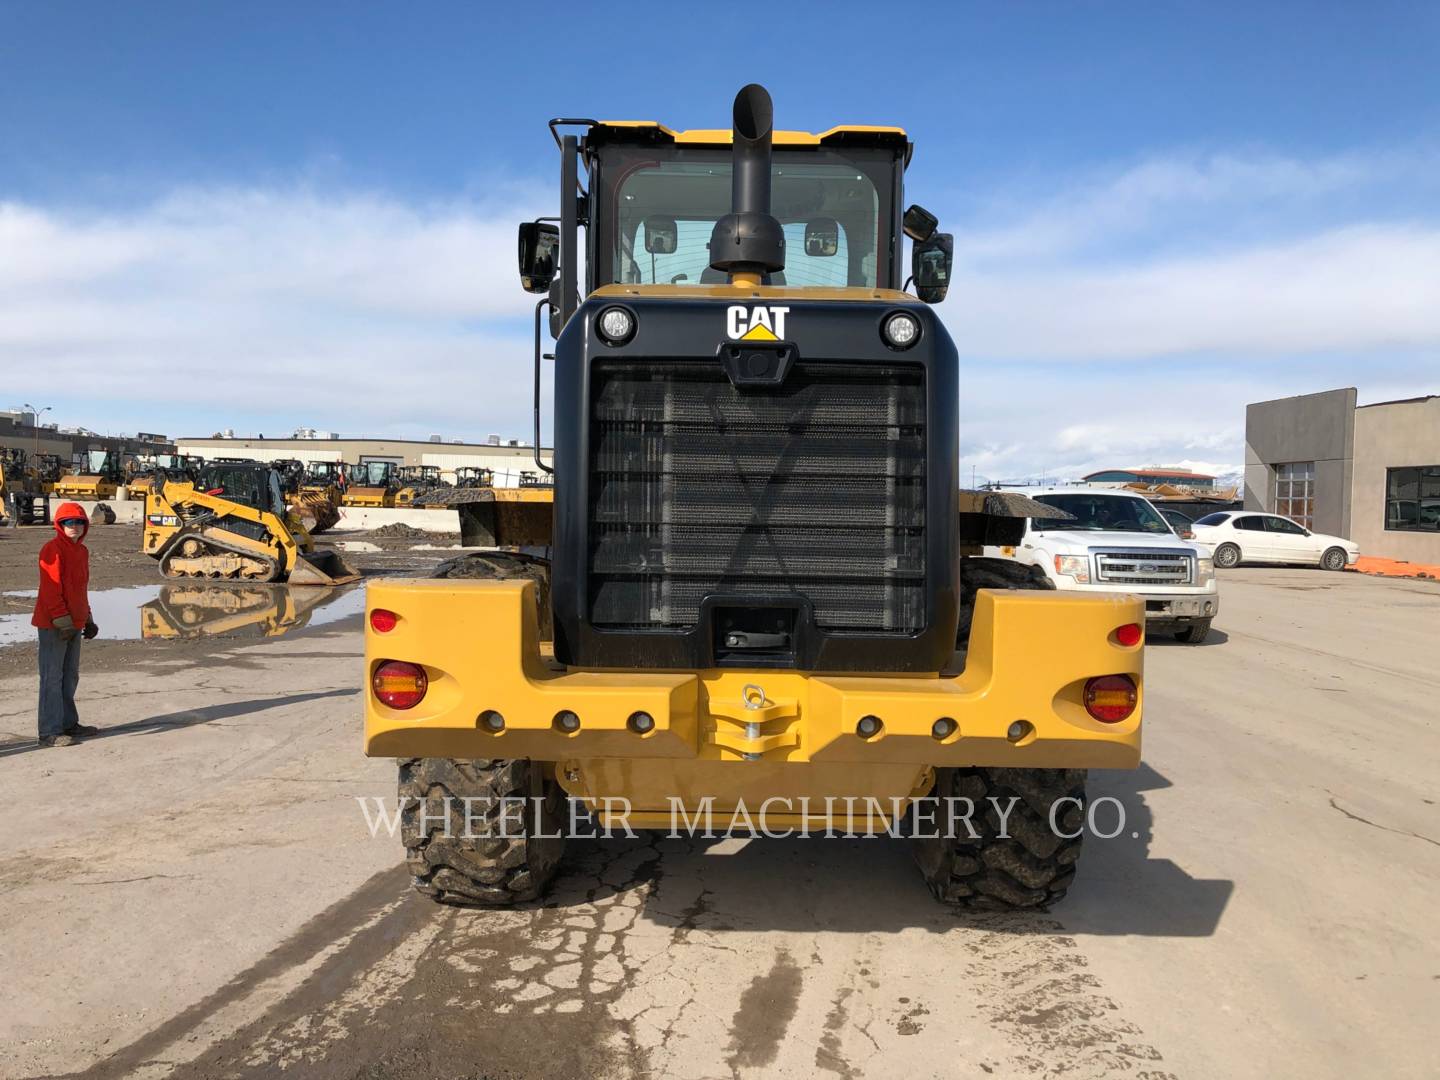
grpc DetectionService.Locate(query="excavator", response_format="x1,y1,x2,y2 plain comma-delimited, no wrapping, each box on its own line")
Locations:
142,462,359,585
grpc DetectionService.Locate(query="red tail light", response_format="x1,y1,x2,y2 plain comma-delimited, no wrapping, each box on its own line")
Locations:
369,608,398,633
373,660,427,710
1084,675,1137,723
1114,622,1143,647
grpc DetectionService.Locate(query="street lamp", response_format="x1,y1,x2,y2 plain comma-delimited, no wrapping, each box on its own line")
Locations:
22,403,52,463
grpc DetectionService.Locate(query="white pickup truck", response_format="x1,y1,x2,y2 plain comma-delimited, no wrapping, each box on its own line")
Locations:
981,487,1220,643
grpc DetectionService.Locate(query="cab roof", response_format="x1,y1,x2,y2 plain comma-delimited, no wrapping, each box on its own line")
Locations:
584,120,913,164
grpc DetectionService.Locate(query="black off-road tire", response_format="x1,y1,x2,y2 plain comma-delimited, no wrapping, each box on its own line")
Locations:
913,767,1086,909
433,551,551,640
957,557,1054,646
1174,618,1212,644
1321,547,1348,572
1213,543,1241,569
399,758,565,906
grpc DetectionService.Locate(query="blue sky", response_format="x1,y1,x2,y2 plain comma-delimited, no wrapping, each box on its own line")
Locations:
3,1,1438,480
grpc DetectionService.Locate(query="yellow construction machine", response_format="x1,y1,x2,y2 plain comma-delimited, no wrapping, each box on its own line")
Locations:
393,465,449,508
364,86,1143,910
340,460,397,508
125,453,204,499
143,462,359,585
53,449,125,500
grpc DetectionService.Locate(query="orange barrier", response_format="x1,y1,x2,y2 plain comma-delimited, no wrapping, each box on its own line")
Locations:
1347,556,1440,580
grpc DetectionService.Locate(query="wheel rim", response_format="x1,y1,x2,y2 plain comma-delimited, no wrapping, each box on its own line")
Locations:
1325,550,1343,569
1217,545,1239,567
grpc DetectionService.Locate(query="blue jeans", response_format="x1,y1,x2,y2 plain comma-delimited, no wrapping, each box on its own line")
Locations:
37,628,82,738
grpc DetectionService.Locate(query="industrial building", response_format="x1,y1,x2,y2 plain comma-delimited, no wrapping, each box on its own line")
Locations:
1,409,173,461
174,434,553,487
1245,388,1440,563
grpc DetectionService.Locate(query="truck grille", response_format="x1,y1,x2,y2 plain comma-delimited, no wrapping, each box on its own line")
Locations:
587,360,926,632
1094,550,1194,585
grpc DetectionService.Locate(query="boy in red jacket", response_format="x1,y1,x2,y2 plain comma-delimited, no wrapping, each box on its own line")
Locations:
31,503,100,747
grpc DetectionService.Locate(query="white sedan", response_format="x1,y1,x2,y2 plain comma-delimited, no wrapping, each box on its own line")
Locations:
1191,511,1360,570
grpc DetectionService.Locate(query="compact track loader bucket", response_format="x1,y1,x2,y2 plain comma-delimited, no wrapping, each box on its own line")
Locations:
290,549,361,587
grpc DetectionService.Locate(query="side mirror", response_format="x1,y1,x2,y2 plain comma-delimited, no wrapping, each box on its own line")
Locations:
642,216,678,255
903,204,938,242
912,232,954,304
517,221,559,294
803,217,839,257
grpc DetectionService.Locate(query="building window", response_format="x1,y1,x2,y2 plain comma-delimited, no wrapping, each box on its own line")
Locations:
1274,461,1315,528
1385,466,1440,532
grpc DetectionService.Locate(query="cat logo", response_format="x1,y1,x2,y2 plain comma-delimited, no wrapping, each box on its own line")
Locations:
726,305,790,341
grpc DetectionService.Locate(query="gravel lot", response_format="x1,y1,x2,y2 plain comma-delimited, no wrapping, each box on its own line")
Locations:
1,561,1436,1080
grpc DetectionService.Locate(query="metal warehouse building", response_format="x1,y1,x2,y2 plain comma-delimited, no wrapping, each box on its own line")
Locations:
1245,388,1440,563
174,435,552,487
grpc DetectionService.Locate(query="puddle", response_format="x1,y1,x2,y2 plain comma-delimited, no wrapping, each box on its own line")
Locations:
0,583,365,647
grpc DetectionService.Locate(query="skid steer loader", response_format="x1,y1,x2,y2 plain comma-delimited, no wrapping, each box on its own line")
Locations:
143,463,360,586
364,86,1143,910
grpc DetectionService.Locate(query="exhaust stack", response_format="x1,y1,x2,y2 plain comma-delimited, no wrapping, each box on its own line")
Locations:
708,84,786,287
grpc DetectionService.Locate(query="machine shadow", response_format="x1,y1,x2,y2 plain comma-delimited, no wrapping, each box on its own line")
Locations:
543,761,1231,939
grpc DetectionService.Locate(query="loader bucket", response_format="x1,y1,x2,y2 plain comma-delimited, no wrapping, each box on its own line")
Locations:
289,549,362,587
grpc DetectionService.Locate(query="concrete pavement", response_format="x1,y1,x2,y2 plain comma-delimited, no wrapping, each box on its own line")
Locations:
0,568,1436,1079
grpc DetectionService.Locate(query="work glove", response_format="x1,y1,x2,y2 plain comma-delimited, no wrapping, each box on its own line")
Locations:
54,615,78,642
83,620,99,641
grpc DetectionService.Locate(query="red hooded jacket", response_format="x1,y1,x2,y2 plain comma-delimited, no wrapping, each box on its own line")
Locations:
31,502,91,631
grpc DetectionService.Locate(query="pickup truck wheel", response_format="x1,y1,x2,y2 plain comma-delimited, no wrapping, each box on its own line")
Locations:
1321,547,1348,571
1213,543,1241,569
399,758,565,906
913,767,1086,909
1174,618,1211,644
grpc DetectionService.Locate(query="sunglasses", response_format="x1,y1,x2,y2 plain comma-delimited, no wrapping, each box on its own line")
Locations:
58,519,86,527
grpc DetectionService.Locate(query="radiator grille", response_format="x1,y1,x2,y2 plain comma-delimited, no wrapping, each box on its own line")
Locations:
588,360,926,632
1094,550,1195,585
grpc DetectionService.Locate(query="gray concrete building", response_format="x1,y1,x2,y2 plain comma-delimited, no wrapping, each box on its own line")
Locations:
1245,388,1439,563
1,410,172,463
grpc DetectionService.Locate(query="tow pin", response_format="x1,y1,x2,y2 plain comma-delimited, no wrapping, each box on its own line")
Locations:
741,684,767,761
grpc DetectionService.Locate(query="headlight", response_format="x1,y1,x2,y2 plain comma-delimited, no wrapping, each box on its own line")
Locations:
1196,556,1214,585
1054,554,1090,583
882,311,920,349
596,306,636,345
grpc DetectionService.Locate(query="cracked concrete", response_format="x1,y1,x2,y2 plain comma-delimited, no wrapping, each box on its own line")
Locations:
0,567,1437,1079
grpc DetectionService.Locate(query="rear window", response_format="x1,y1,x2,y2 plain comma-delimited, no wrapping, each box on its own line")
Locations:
1195,513,1231,525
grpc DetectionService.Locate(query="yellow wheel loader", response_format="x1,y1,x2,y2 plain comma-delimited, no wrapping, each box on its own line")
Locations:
365,86,1144,910
393,465,448,508
143,463,360,586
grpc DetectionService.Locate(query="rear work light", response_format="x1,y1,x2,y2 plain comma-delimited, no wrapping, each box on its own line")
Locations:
369,608,398,633
1084,674,1137,723
1114,622,1143,647
373,660,427,710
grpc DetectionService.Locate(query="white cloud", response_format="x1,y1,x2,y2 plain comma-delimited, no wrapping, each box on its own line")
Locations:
2,144,1436,479
0,186,549,438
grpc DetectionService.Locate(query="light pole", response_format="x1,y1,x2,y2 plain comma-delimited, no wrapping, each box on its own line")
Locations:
22,403,52,464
